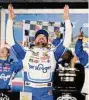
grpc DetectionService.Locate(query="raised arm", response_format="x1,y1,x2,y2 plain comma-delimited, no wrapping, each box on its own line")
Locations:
62,5,72,48
54,5,72,61
6,4,26,59
75,38,88,66
6,4,15,47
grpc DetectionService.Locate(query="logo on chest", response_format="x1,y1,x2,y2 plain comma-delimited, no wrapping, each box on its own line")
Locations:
0,63,10,72
41,52,50,63
3,63,10,71
0,74,11,81
28,63,51,73
32,51,39,57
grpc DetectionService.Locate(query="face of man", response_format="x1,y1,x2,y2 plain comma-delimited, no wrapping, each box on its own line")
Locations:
34,34,48,47
0,47,10,59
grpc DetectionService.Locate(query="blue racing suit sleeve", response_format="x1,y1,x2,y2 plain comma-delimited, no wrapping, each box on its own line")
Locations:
11,59,23,73
54,41,66,61
75,39,88,66
12,43,26,60
52,38,61,47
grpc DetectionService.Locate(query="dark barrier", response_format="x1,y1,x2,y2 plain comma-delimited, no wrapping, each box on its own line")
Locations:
0,92,20,100
0,91,32,100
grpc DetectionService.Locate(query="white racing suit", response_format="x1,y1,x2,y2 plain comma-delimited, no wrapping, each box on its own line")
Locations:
6,19,72,100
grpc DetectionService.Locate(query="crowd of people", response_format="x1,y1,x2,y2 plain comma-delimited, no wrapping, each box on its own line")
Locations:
0,4,88,100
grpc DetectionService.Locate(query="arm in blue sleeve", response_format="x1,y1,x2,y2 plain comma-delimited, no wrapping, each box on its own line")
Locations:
12,59,23,73
12,43,26,60
52,38,61,47
75,39,88,66
54,42,66,61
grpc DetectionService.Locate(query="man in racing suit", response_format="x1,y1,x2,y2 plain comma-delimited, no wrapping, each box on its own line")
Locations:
6,4,72,100
0,46,23,91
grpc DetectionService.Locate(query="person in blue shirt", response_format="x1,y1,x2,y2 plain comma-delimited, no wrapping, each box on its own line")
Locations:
0,46,23,91
6,4,72,100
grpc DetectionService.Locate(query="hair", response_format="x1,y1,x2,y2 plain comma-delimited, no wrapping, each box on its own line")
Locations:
61,50,74,63
60,33,63,39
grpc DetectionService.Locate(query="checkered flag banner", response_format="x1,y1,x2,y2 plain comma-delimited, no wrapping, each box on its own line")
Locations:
23,20,65,43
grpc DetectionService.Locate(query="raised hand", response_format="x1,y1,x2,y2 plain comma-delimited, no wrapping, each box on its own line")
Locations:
8,4,16,19
63,5,70,20
78,27,84,40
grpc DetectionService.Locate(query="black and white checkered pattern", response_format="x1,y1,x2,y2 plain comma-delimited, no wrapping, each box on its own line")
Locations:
23,20,64,42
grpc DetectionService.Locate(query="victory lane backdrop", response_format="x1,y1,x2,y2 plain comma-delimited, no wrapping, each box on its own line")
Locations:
4,13,88,92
